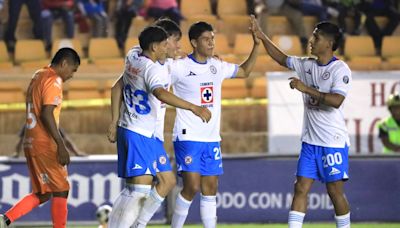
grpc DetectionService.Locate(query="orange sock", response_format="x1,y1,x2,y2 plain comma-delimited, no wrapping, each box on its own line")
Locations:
5,193,40,223
51,197,68,228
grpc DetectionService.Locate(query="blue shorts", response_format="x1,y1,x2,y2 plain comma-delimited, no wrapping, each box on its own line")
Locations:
297,142,349,183
154,138,172,173
173,140,223,176
117,127,157,178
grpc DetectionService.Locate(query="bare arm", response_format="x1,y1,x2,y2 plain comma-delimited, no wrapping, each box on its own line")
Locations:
236,15,261,78
107,76,123,143
251,15,288,67
289,77,345,109
381,136,400,152
153,87,211,122
41,105,70,166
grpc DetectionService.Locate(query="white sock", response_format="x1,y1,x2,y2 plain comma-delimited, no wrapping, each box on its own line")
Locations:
200,194,217,228
171,193,192,228
288,211,305,228
108,184,151,228
132,188,165,228
335,212,350,228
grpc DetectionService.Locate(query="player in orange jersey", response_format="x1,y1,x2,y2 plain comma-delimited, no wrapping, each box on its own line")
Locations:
0,47,80,228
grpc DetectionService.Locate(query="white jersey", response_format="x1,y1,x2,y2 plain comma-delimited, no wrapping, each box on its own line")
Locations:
286,56,352,148
171,55,238,142
128,46,172,141
117,49,165,138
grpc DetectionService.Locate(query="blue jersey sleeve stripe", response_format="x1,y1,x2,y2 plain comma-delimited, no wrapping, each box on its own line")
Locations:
286,56,293,69
231,64,239,78
331,89,347,97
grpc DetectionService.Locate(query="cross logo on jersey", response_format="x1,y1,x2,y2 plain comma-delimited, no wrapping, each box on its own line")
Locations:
201,86,213,104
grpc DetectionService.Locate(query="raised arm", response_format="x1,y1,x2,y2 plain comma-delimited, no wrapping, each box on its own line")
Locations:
251,15,289,67
107,76,123,143
236,15,261,78
152,88,211,123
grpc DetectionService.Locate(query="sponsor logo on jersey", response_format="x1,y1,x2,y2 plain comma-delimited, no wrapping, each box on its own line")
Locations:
343,75,349,84
186,71,197,76
201,86,213,104
306,69,312,75
132,164,143,170
210,65,217,74
40,173,50,184
322,72,330,80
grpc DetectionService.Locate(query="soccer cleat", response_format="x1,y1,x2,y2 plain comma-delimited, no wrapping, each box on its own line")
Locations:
0,214,7,228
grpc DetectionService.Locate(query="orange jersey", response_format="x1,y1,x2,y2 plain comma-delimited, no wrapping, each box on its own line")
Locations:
24,66,63,147
23,66,69,193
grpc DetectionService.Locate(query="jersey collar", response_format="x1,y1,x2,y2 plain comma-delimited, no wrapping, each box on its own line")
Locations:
317,56,338,66
188,54,207,64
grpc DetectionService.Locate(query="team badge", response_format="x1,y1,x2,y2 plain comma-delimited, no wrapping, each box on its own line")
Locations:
200,86,213,104
210,65,217,74
322,72,330,80
343,75,349,84
159,156,167,165
184,156,193,164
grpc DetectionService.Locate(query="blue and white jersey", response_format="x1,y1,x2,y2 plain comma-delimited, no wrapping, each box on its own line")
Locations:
117,48,166,138
171,54,239,142
286,56,352,148
128,46,173,141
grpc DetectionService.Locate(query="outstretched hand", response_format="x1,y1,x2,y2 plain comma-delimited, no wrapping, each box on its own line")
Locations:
250,14,265,42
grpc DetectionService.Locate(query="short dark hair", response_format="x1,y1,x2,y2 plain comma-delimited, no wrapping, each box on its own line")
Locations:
154,18,182,38
315,21,343,51
51,47,80,65
139,26,168,51
188,21,213,41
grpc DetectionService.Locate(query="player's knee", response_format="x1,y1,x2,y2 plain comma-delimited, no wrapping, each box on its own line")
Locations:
294,182,309,196
326,183,344,198
183,184,201,198
35,192,52,203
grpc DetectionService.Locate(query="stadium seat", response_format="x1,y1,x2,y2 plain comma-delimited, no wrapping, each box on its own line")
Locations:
217,0,247,16
181,0,213,18
381,36,400,70
222,78,249,99
233,34,254,56
88,38,124,71
178,35,193,56
271,35,302,56
51,39,85,58
219,16,251,45
15,40,49,71
180,16,219,34
124,37,139,55
0,81,25,103
104,79,117,99
265,16,292,36
214,34,232,55
128,16,152,38
250,76,267,99
65,80,102,100
344,35,382,70
253,55,273,73
0,41,13,70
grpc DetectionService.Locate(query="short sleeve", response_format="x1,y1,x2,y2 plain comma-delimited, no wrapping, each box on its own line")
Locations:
145,64,164,92
221,60,238,79
286,56,307,81
42,76,62,106
331,63,352,97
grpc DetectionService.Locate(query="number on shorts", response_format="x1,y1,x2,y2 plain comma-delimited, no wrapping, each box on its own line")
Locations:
213,147,221,160
322,152,343,168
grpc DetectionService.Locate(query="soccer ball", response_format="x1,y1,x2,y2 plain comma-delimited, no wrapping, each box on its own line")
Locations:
96,204,112,224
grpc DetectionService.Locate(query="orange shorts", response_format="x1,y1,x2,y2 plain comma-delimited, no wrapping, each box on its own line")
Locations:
24,142,70,194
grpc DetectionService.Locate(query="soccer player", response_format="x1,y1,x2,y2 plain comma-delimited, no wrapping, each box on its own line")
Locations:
251,16,352,228
107,18,185,228
170,19,260,228
0,48,80,228
107,26,211,228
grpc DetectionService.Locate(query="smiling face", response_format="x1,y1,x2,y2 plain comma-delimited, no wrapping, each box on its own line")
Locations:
192,31,215,58
154,40,168,61
166,34,181,58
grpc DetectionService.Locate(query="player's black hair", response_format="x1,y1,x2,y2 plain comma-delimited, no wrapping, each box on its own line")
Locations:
51,47,80,66
139,26,168,51
154,18,182,38
188,21,213,41
315,21,343,51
